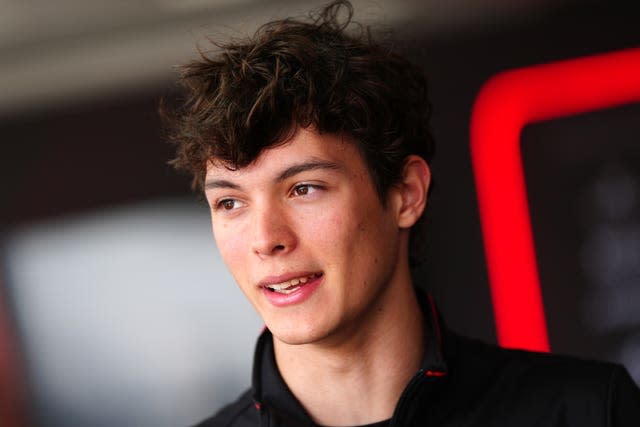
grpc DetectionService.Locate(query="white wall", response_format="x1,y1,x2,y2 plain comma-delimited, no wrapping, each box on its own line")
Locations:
5,198,262,427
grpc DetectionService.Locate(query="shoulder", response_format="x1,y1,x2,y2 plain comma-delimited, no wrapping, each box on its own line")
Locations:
449,331,627,384
192,389,260,427
443,333,640,425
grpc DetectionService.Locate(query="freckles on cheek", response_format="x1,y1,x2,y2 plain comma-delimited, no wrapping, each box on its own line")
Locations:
325,213,349,237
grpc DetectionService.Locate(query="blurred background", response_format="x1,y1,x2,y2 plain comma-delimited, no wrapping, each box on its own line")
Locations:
1,0,639,426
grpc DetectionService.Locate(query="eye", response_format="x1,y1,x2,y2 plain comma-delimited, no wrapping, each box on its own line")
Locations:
292,184,318,197
215,198,243,211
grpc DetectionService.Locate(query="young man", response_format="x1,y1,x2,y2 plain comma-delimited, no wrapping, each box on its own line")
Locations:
163,1,640,426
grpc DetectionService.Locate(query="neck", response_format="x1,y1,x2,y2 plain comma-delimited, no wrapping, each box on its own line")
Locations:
273,278,425,426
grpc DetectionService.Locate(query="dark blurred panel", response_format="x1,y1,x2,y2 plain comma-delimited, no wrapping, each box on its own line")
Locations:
1,89,190,227
523,103,640,381
419,0,640,345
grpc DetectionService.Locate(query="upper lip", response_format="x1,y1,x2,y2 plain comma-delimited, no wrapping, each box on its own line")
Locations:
257,271,322,288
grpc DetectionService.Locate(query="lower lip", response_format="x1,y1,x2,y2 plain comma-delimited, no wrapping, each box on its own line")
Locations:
262,274,323,307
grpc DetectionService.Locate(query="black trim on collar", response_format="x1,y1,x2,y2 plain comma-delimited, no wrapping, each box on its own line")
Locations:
419,292,449,377
251,330,314,425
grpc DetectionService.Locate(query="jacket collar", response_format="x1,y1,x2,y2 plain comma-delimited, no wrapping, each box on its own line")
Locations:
250,291,449,424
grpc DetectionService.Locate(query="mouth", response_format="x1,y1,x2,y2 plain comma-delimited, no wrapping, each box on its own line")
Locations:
263,272,323,295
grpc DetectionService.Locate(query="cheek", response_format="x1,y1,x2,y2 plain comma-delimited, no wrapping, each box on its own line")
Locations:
313,207,367,255
212,222,246,269
318,208,349,234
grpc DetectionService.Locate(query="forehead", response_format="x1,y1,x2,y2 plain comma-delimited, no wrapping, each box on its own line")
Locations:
205,128,364,181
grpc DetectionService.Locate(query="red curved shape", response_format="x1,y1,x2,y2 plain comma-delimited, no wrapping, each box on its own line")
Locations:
470,47,640,352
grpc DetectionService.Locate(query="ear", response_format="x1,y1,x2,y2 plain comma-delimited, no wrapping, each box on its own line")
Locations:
391,155,431,229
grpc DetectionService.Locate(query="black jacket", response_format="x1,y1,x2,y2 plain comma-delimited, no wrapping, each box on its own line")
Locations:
196,293,640,426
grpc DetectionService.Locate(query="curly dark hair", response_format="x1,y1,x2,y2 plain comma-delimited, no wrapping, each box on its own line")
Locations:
161,0,434,262
162,0,433,192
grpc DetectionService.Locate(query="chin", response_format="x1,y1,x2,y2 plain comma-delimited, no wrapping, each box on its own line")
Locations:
272,333,315,346
268,317,335,346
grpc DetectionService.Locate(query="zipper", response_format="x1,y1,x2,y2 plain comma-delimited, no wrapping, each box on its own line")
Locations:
260,408,270,427
389,370,427,427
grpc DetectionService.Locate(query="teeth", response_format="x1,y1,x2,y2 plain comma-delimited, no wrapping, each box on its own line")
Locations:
266,273,318,293
272,286,298,295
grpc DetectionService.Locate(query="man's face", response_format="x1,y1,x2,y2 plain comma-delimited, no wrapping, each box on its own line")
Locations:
204,128,409,346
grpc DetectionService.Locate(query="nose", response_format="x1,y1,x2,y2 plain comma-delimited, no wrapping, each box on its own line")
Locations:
250,202,296,257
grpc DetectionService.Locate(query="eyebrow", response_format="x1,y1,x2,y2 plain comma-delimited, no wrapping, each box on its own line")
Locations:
204,159,342,191
204,179,241,191
275,160,342,182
